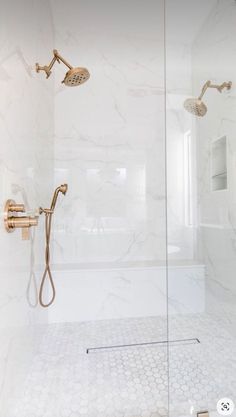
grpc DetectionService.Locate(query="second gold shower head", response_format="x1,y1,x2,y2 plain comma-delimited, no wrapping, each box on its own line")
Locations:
184,80,232,117
36,49,90,87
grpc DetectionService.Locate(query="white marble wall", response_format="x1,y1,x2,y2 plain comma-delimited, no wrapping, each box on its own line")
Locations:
48,263,205,323
48,0,168,329
166,1,236,416
49,0,208,328
0,1,54,415
51,0,167,269
165,0,218,263
192,0,236,329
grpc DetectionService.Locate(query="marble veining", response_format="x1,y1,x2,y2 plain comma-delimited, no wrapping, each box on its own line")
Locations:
51,0,166,266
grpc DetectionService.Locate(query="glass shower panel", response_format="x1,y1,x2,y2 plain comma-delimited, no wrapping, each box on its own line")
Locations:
166,0,236,416
50,1,168,416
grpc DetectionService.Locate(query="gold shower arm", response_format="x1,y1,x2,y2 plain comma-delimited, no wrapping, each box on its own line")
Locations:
36,49,72,79
198,80,232,100
53,50,72,70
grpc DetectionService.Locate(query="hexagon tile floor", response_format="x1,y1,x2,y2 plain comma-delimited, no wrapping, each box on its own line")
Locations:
12,314,236,417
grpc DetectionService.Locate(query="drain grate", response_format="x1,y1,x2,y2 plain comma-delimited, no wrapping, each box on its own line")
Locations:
86,338,200,354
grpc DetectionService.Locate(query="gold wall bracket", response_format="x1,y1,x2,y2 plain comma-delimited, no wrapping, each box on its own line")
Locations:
36,49,72,79
4,200,39,240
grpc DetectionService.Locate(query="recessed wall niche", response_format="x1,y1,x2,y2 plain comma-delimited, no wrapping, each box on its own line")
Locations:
211,136,228,191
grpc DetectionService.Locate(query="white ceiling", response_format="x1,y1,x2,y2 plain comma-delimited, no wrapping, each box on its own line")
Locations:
166,0,218,43
51,0,218,49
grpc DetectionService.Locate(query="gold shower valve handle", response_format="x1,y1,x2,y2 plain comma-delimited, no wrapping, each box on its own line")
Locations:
22,227,30,241
8,203,25,213
4,199,39,235
7,216,38,229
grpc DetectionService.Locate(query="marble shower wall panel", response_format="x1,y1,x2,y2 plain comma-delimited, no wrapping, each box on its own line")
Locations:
0,1,54,415
165,5,196,261
192,0,236,327
51,0,166,267
48,264,205,324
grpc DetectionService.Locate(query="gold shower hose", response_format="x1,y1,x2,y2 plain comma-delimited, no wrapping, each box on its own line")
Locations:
39,184,68,308
39,208,55,308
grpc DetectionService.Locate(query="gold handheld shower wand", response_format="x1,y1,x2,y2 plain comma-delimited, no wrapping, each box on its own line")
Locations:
36,49,90,87
39,184,68,308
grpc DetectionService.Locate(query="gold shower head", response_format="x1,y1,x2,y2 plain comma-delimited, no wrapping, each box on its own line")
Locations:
184,98,208,117
62,67,90,87
184,80,232,117
36,49,90,87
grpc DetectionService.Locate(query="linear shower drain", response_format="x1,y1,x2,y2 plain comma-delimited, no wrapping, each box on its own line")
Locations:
86,338,200,354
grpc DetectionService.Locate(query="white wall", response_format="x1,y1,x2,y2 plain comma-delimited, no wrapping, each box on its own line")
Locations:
51,0,166,267
0,1,54,415
166,3,236,415
192,0,236,327
48,0,168,324
165,0,236,327
48,264,205,323
165,27,194,261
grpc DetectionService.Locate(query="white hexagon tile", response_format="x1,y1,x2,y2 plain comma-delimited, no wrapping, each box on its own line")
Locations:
11,314,236,417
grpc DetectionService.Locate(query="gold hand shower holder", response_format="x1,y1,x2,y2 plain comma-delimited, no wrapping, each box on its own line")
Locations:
38,184,68,308
36,49,72,79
